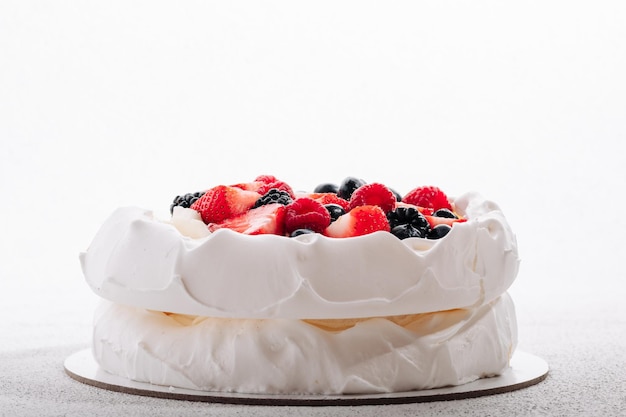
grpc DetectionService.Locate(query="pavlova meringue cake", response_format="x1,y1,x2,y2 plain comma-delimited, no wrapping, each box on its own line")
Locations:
80,175,519,395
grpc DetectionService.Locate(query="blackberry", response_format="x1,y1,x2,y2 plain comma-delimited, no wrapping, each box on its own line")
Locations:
170,191,205,215
324,204,345,223
254,188,293,208
387,207,430,235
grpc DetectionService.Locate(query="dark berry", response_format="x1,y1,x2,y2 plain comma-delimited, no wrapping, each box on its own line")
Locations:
387,207,430,234
290,228,316,237
391,224,423,240
253,188,293,208
427,224,452,239
337,177,366,200
313,183,339,194
170,191,205,215
324,203,345,223
433,208,458,219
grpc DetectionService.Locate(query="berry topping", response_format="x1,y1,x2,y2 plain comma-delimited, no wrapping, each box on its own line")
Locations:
284,198,332,235
324,205,390,238
180,175,466,240
209,203,286,235
324,204,346,223
190,185,261,224
427,224,452,239
170,191,205,215
348,182,397,213
313,183,339,194
337,176,366,200
403,186,453,212
387,207,430,236
254,188,293,208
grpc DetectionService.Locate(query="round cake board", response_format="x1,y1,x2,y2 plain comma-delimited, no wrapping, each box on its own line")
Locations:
64,349,548,406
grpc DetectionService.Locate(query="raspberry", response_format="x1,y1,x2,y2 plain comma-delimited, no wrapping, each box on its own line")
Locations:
284,198,331,235
402,186,452,212
348,183,397,213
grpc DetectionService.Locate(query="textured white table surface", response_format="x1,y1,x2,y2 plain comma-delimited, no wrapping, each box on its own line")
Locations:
1,2,625,416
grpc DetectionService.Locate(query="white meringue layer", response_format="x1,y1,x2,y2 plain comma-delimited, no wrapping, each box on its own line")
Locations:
80,192,519,319
93,293,517,394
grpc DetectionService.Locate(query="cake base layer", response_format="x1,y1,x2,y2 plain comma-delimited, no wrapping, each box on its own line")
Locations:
92,293,518,395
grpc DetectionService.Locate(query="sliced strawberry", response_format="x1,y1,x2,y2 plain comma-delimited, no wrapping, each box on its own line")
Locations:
349,182,396,213
230,180,265,193
209,203,287,235
284,197,331,234
323,205,390,238
394,201,434,216
190,185,261,224
424,215,467,228
403,186,452,212
298,192,350,211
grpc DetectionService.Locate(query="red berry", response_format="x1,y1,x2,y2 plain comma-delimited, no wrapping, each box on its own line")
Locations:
424,214,467,228
209,203,287,235
190,185,261,224
324,205,390,238
300,192,350,211
349,182,397,213
403,186,452,212
254,174,279,184
284,197,331,235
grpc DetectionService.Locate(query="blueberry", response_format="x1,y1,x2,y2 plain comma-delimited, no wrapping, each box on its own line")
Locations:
337,177,366,200
324,204,345,223
433,208,457,219
427,224,452,239
313,183,339,194
391,224,423,240
290,228,316,237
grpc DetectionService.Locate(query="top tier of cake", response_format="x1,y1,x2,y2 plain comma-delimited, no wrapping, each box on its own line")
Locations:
80,192,519,319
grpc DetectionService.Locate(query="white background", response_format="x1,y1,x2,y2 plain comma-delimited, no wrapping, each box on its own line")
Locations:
1,0,625,358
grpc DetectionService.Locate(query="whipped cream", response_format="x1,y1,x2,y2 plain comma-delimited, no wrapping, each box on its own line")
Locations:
80,192,519,319
93,293,518,394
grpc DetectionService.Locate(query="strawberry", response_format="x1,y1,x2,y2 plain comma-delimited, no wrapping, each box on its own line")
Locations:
284,197,331,235
402,186,452,212
230,180,265,193
349,182,397,213
209,203,287,235
323,205,390,238
424,215,467,228
299,192,350,211
394,201,434,216
190,185,261,224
